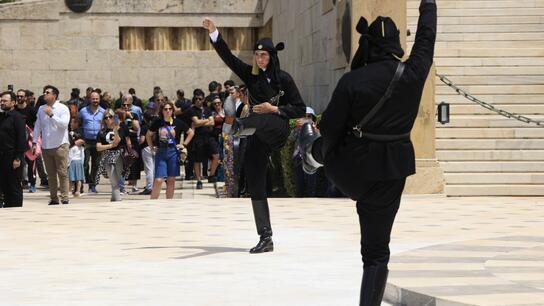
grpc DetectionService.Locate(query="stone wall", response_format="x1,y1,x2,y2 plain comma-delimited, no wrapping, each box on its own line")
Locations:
270,0,347,113
0,0,262,100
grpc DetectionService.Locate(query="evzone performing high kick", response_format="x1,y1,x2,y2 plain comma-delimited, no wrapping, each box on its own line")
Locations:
203,17,306,254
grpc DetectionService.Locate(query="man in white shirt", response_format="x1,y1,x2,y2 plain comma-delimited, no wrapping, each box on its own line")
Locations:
32,85,71,205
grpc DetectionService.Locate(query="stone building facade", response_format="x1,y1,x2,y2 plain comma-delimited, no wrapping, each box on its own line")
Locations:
0,0,406,112
0,0,266,101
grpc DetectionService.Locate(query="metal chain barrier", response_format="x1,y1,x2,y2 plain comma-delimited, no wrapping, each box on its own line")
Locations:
436,74,544,127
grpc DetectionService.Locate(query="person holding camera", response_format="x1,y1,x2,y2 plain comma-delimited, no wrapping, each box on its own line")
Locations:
147,101,194,199
138,111,157,195
95,109,128,202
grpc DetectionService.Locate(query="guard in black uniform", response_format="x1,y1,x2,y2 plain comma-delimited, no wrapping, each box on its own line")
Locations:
298,1,437,304
203,18,306,253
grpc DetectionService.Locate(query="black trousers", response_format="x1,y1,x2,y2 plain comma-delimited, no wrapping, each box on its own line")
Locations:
243,113,289,201
0,153,23,208
84,140,100,187
24,156,36,186
356,179,406,267
242,113,289,234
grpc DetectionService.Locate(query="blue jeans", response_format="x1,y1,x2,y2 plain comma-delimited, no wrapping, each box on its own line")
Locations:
155,146,180,178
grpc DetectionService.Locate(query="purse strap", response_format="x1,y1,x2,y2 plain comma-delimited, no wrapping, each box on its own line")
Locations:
352,62,405,138
164,124,180,155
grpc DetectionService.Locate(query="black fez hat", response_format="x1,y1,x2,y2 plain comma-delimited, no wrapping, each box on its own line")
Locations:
254,37,285,54
351,16,405,70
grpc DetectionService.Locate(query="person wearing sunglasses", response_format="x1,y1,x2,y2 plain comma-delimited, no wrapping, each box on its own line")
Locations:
32,85,71,205
188,89,220,189
203,18,306,254
95,109,128,202
147,101,194,199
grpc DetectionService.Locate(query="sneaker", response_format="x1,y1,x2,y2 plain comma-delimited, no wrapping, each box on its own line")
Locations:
119,188,126,195
48,200,60,205
61,200,69,205
208,176,217,183
139,189,152,195
131,186,139,193
40,180,49,187
89,186,98,194
73,192,81,197
29,185,36,193
196,181,203,190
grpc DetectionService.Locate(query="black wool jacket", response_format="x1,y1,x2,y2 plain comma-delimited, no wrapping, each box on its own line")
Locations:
319,0,437,181
211,34,306,119
0,110,27,161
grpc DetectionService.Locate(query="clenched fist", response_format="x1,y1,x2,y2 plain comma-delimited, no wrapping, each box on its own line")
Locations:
202,17,217,33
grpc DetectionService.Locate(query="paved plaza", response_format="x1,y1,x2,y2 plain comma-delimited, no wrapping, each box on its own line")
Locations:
1,182,543,305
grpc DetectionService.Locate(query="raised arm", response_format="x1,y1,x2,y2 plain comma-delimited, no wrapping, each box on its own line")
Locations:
406,0,437,80
203,17,252,83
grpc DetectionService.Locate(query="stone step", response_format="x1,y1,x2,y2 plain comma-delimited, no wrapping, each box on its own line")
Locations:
445,184,544,196
435,75,544,85
436,66,544,76
447,104,544,115
407,0,544,9
409,15,544,25
437,139,544,150
436,94,544,105
437,149,544,161
434,33,544,42
433,41,544,48
440,161,544,173
436,127,544,139
408,8,544,17
436,85,544,95
433,48,544,58
445,173,544,184
433,24,544,33
435,57,544,67
439,116,544,128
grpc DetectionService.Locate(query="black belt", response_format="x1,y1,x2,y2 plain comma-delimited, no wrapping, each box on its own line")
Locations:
349,131,410,142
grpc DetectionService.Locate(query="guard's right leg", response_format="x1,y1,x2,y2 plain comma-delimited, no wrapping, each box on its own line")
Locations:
245,137,274,254
356,179,406,306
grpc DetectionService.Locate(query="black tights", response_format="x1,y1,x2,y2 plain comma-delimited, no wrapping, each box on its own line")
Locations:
356,179,405,267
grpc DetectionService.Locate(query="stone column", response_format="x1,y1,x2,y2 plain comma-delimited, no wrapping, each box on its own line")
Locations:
405,64,445,194
351,0,444,194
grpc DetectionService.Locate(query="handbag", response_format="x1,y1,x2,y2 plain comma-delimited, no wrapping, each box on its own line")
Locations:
122,142,139,168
